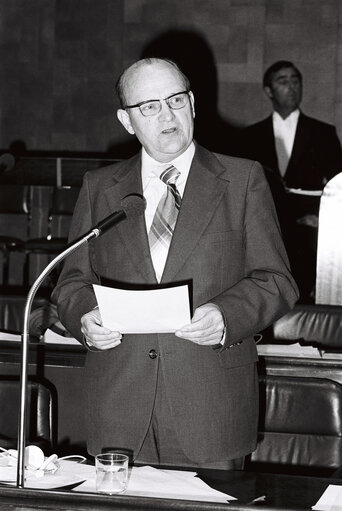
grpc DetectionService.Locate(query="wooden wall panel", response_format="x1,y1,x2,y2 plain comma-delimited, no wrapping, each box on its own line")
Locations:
1,0,342,156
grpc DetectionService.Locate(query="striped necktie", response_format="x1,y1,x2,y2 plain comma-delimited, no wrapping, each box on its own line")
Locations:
148,165,181,281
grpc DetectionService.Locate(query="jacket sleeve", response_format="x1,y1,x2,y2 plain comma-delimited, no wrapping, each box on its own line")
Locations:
51,173,100,342
211,161,299,346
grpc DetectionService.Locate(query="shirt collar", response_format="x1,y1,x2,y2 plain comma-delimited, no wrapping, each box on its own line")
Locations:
141,142,195,182
273,109,300,125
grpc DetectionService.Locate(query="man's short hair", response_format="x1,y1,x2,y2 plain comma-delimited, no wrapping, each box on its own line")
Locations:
115,57,191,109
263,60,302,88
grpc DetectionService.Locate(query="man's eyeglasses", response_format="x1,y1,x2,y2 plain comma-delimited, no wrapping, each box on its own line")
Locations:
124,91,190,117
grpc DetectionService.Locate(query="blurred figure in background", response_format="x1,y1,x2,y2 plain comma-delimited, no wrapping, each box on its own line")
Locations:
239,61,342,301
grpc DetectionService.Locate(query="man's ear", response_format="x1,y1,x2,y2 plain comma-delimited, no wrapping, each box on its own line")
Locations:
264,86,273,100
117,109,135,135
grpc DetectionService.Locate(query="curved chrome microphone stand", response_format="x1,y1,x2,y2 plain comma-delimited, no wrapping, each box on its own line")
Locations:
16,192,145,487
17,229,98,487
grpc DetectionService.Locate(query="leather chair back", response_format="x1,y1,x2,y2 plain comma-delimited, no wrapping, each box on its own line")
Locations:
23,186,80,286
0,377,56,454
249,375,342,476
273,303,342,349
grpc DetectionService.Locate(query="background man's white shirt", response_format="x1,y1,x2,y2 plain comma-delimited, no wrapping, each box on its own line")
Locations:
273,109,300,176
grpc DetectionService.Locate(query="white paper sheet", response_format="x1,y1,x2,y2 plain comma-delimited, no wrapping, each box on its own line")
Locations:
43,328,80,345
257,343,322,358
0,461,90,489
0,461,235,502
73,465,235,503
0,331,21,342
93,284,191,333
312,484,342,510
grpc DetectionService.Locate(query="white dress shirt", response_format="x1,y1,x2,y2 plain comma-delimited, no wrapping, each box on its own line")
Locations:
141,142,225,344
273,109,300,176
141,142,195,233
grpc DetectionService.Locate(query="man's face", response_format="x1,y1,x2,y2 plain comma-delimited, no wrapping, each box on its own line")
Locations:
117,61,195,163
264,67,302,117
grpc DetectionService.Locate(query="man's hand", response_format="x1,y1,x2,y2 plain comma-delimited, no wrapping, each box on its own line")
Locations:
81,308,122,350
175,303,225,346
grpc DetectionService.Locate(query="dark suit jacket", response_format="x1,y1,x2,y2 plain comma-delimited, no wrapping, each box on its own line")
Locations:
52,144,298,463
240,112,342,190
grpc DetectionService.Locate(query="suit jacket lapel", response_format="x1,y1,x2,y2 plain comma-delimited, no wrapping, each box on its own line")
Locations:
103,153,157,283
162,145,229,282
101,146,230,284
265,116,280,174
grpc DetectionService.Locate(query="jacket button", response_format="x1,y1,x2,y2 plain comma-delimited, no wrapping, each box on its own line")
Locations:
149,349,158,359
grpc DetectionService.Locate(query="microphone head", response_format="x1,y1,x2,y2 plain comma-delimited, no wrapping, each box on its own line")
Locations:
0,153,15,173
121,193,146,218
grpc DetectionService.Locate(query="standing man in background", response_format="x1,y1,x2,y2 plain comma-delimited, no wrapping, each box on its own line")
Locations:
240,60,342,192
53,58,298,469
239,60,342,300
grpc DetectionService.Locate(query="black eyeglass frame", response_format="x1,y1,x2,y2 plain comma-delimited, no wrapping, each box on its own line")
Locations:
124,90,191,115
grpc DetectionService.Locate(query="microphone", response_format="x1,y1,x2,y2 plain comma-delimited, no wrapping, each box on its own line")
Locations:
17,193,145,488
0,153,15,173
91,193,146,237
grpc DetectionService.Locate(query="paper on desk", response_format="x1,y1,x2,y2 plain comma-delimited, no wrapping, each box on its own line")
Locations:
0,461,91,489
93,284,191,333
0,461,234,502
43,328,80,345
257,343,321,358
312,484,342,510
73,465,235,503
0,331,21,342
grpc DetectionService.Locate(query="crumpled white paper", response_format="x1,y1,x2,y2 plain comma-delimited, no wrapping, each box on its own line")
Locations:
73,464,235,503
312,484,342,511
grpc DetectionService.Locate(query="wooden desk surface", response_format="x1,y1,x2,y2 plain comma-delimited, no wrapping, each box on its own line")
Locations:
0,339,86,368
0,470,340,510
259,354,342,385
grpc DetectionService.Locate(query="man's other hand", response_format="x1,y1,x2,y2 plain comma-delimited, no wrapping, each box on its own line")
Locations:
175,303,225,345
81,308,122,350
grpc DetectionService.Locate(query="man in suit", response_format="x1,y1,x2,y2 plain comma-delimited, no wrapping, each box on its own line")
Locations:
240,60,342,192
239,61,342,300
53,58,298,469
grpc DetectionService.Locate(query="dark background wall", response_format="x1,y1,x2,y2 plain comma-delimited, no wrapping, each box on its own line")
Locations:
1,0,342,158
